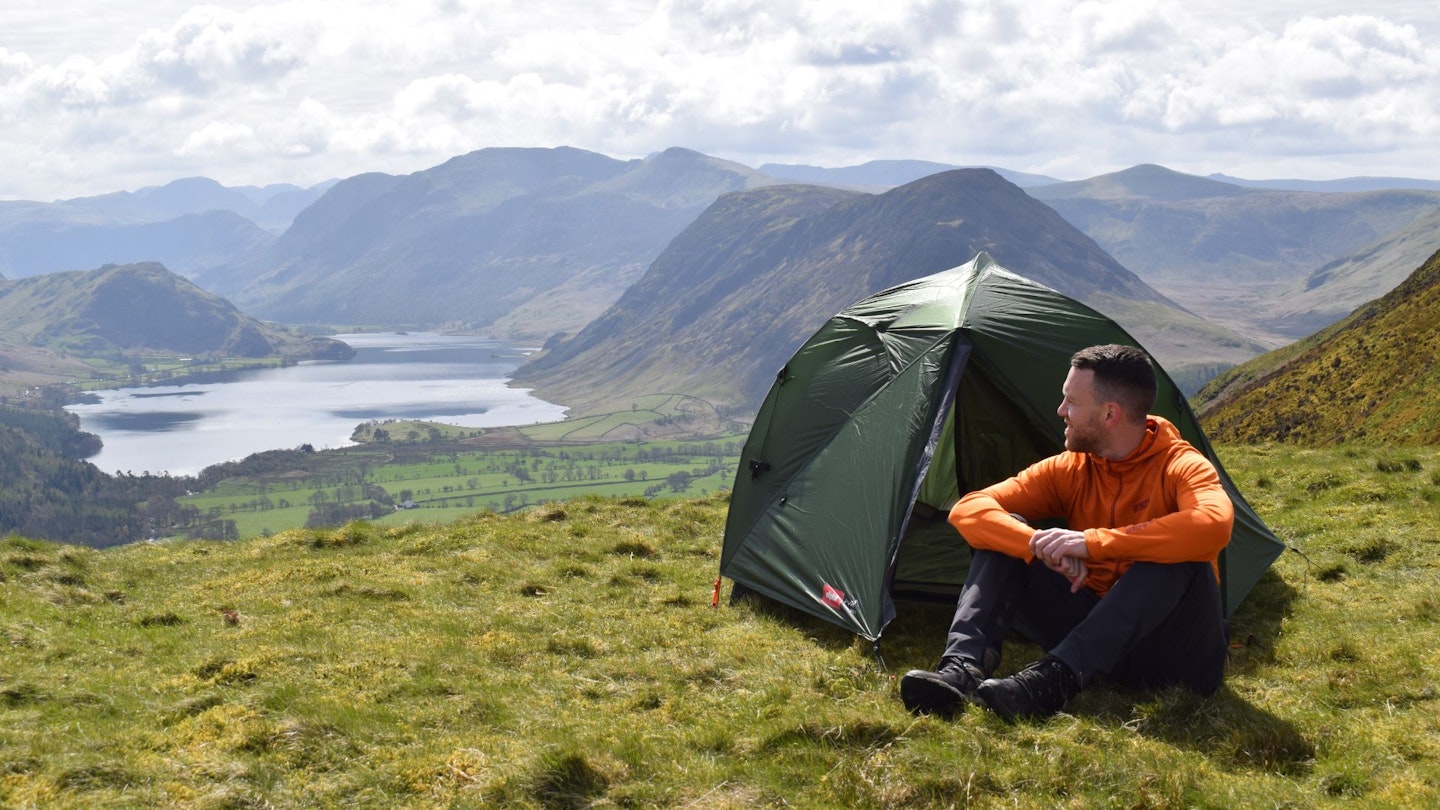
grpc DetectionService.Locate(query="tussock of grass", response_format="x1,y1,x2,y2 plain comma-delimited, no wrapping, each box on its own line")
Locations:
3,449,1440,807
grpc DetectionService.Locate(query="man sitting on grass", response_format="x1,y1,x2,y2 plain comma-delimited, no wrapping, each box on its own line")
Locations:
901,344,1235,721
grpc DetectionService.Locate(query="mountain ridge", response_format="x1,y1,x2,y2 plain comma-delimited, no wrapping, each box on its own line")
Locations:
201,146,781,338
0,178,335,282
1037,164,1258,202
1030,165,1440,285
1208,173,1440,193
516,169,1262,413
757,159,1062,190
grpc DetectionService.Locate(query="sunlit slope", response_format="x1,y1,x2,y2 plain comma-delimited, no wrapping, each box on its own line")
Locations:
1197,248,1440,443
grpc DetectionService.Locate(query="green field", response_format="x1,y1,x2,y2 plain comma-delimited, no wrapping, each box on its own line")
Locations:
177,432,747,540
168,395,750,541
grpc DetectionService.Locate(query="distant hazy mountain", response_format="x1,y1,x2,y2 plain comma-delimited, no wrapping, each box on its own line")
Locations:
515,169,1263,413
202,146,780,338
0,262,350,360
1037,164,1254,203
0,176,336,280
61,176,335,232
1029,164,1440,283
0,210,274,281
129,177,268,221
1196,248,1440,444
758,160,1062,190
1208,173,1440,193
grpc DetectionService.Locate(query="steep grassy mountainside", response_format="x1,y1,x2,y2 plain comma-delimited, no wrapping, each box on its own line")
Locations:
516,170,1263,413
202,146,778,338
0,263,350,361
1196,249,1440,443
1031,164,1440,284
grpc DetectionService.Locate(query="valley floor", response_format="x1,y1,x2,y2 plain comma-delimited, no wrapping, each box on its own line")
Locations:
1150,279,1301,350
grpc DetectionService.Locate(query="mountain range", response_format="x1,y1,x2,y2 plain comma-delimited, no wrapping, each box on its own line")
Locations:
1028,165,1440,345
1207,173,1440,193
1029,165,1440,285
5,146,1440,418
0,178,332,282
514,169,1260,411
194,147,780,339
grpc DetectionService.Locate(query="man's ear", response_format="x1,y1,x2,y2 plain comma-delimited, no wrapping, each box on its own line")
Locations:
1104,402,1121,425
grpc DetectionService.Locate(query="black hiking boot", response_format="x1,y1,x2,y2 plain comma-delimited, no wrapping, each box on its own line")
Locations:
900,659,984,717
973,655,1080,723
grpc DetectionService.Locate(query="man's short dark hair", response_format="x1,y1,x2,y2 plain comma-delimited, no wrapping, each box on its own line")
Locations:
1070,344,1156,422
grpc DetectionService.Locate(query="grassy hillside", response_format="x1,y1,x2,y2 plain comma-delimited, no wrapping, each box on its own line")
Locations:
3,445,1438,807
1198,248,1440,443
0,262,351,399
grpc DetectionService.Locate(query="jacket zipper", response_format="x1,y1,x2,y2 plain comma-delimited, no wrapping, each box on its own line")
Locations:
1110,470,1123,528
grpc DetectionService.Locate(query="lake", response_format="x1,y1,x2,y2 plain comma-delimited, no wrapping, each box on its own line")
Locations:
65,332,569,477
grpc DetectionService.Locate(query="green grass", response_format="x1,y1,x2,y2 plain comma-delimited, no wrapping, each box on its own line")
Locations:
3,445,1439,807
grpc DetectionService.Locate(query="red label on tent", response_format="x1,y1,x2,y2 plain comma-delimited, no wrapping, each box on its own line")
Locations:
822,583,847,609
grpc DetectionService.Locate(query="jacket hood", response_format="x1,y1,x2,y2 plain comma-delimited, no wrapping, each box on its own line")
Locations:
1095,414,1188,475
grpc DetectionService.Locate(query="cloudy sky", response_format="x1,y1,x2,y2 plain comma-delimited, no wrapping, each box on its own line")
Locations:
1,0,1436,201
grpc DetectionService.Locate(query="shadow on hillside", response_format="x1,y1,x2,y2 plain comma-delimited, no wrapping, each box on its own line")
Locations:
1224,565,1299,675
1128,683,1316,776
1128,563,1315,772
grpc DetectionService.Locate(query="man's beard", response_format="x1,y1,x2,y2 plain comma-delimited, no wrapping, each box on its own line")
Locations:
1064,421,1102,455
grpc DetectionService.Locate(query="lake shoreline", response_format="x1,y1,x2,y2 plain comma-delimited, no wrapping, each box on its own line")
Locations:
65,333,569,477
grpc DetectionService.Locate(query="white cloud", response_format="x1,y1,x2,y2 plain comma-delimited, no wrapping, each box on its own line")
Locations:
178,120,262,157
0,0,1437,199
0,47,33,83
1145,13,1438,155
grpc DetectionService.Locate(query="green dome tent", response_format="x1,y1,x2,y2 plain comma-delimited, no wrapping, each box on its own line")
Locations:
720,253,1285,641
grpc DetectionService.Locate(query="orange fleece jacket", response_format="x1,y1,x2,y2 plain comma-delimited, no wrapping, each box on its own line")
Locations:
948,415,1234,598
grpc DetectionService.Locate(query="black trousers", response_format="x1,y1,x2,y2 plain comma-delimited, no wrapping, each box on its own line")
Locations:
940,549,1228,694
